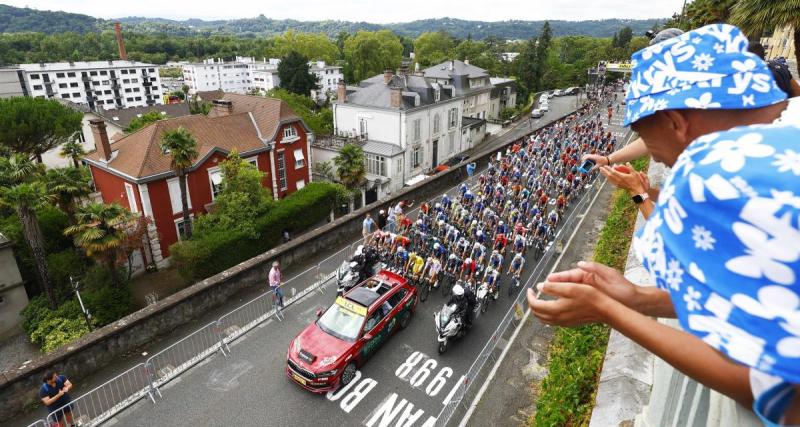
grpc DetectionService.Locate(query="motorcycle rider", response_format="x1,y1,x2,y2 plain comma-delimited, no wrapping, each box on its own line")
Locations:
447,283,476,328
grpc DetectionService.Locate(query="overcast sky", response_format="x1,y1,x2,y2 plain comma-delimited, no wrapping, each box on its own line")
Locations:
6,0,686,23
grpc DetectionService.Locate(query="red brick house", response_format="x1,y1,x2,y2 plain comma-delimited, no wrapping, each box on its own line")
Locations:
84,93,312,267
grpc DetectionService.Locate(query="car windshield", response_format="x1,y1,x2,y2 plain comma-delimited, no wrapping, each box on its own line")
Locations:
316,304,365,342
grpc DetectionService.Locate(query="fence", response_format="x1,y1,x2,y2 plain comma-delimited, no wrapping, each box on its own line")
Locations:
26,101,608,427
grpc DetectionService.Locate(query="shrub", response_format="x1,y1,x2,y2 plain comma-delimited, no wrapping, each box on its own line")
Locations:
47,249,90,297
171,182,342,282
81,266,133,326
30,316,90,353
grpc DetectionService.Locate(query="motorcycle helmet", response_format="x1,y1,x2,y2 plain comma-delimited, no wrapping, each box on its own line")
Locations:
452,284,465,297
355,245,364,256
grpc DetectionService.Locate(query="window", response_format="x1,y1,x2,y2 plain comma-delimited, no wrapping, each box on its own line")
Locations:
296,179,305,190
433,114,440,134
124,183,139,213
59,83,67,88
387,289,407,308
61,94,70,99
33,85,42,90
448,108,458,128
67,72,75,77
30,74,40,79
123,79,130,84
412,146,422,168
434,88,441,102
175,217,192,241
359,118,368,137
208,169,223,200
104,90,111,94
413,119,421,141
90,71,98,76
167,177,192,214
72,93,80,98
121,70,128,74
448,133,455,154
397,158,402,173
70,82,78,88
365,154,387,177
293,149,305,168
56,72,65,78
283,126,298,140
100,70,107,76
277,152,287,190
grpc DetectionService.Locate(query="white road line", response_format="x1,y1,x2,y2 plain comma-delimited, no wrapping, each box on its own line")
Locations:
457,130,635,427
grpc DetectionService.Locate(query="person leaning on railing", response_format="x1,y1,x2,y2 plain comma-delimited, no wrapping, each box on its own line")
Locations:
40,371,74,427
530,24,800,426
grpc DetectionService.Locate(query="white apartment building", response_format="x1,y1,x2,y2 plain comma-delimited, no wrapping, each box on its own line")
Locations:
0,67,25,98
424,60,493,120
321,69,465,202
17,61,163,110
309,61,344,101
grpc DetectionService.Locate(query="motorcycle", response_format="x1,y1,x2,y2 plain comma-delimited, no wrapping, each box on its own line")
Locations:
435,303,468,354
336,246,383,295
476,281,490,314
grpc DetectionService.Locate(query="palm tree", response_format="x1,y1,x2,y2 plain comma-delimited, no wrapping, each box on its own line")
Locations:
64,203,136,280
44,167,93,225
333,144,366,209
312,160,337,182
731,0,800,72
60,140,86,168
160,127,199,239
0,155,57,309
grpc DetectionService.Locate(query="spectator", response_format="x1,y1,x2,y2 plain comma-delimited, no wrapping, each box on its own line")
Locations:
269,261,283,309
40,371,73,427
529,24,799,424
377,209,388,230
281,228,290,243
362,213,375,244
386,211,397,233
466,162,476,177
748,41,800,98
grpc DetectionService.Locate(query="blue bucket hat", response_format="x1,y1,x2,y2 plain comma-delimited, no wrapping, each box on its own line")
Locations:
624,24,787,126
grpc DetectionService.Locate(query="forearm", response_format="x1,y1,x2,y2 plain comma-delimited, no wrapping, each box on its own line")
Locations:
632,287,676,318
608,137,648,164
602,300,753,407
637,199,655,220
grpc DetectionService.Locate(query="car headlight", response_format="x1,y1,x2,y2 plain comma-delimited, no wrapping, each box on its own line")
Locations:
317,368,338,377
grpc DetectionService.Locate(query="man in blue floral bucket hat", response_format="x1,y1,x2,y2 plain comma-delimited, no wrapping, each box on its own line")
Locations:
527,23,800,425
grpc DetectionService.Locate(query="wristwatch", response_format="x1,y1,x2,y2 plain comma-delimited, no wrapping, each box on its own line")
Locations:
632,193,649,204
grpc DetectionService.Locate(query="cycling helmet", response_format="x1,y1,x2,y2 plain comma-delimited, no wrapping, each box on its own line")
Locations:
647,27,684,46
434,243,441,250
492,249,499,255
452,284,465,297
465,257,473,264
435,203,442,209
449,253,457,260
499,221,504,226
477,230,483,237
398,246,405,252
472,219,478,226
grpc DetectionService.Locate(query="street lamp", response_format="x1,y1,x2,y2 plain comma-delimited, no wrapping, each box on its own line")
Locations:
70,276,93,331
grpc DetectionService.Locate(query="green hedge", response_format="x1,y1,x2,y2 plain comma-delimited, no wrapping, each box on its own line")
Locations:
170,182,341,283
533,157,649,427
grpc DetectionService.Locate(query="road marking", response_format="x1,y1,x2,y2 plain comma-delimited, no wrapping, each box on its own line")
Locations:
206,359,253,392
364,393,436,427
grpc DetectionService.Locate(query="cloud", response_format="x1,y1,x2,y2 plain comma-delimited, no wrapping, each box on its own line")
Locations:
7,0,685,23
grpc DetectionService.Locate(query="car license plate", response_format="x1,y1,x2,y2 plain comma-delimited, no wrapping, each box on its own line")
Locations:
292,373,307,385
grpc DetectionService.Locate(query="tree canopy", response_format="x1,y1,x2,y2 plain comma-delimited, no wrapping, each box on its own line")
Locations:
278,51,319,96
343,30,404,83
413,31,456,67
0,97,83,161
125,110,168,133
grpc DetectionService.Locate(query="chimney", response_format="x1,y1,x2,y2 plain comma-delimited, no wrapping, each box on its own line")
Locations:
448,60,454,71
464,59,470,65
383,69,393,84
90,119,112,161
212,99,233,116
337,79,346,103
390,86,403,109
397,65,408,77
114,23,128,61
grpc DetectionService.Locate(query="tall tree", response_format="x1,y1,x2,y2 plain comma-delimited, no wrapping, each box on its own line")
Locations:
44,166,92,225
0,154,57,308
414,31,456,67
616,26,633,49
278,50,319,96
0,97,82,162
59,139,85,168
533,21,553,92
685,0,736,28
160,127,199,239
344,30,404,83
333,143,366,208
731,0,800,70
515,37,538,106
273,31,339,63
64,202,136,279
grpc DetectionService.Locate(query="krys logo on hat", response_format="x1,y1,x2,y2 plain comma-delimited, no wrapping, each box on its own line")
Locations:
624,24,787,126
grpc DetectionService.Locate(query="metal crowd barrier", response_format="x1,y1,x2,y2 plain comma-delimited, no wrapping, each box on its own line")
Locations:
45,363,158,427
32,104,607,427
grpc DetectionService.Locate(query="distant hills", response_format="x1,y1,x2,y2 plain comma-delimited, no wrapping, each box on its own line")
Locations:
0,4,665,39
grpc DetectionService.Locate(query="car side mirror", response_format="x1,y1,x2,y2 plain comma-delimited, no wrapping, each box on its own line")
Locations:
363,333,374,341
315,308,323,317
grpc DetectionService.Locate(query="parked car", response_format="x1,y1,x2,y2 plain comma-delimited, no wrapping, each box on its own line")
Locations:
564,87,579,95
553,89,563,97
531,108,544,118
539,94,548,103
286,270,418,392
539,101,549,112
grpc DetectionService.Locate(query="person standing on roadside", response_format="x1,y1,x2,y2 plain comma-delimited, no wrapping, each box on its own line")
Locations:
362,213,375,244
269,261,283,309
466,162,476,178
40,371,74,427
377,209,388,231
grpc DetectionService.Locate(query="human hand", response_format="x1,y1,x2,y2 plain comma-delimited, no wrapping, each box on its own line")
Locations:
599,163,647,194
580,153,609,167
547,261,640,309
527,281,613,327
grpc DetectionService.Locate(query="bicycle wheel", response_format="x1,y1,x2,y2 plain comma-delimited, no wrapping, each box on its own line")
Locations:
419,279,430,302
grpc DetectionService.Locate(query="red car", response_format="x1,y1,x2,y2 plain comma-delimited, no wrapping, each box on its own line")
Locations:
286,270,418,392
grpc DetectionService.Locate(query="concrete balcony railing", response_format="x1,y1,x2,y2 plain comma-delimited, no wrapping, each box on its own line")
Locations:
312,134,367,151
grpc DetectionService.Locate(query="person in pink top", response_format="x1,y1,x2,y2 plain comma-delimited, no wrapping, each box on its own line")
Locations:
269,261,283,309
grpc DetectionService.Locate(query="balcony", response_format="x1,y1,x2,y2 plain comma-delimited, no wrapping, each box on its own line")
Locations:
313,133,368,151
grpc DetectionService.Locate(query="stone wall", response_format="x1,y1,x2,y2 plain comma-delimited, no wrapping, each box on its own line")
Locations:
0,109,578,423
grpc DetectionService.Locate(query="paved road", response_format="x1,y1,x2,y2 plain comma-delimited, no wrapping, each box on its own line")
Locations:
9,96,580,427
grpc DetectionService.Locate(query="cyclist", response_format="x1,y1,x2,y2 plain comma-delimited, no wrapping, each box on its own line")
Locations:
394,245,409,270
508,252,525,277
493,232,508,255
460,256,477,281
405,251,426,283
487,249,504,271
483,266,501,299
424,255,442,289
